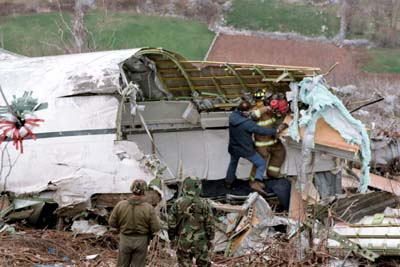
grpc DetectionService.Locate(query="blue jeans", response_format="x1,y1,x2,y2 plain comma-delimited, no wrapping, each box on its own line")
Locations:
226,152,266,184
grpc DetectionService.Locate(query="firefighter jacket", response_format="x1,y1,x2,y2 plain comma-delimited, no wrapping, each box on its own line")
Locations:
228,110,276,158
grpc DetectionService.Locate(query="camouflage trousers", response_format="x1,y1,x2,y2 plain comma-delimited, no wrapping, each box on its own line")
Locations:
117,234,149,267
177,239,211,267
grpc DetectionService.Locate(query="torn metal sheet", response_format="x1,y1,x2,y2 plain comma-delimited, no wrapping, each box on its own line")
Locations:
371,137,400,167
71,220,108,237
328,207,400,256
128,130,252,180
0,48,25,61
1,136,152,213
12,191,55,210
307,219,379,261
0,49,156,216
212,193,295,256
0,49,140,98
314,170,342,199
231,196,295,256
317,191,400,224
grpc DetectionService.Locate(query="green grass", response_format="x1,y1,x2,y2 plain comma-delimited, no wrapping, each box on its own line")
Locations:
361,48,400,73
225,0,340,38
0,11,215,60
0,12,73,56
84,11,215,60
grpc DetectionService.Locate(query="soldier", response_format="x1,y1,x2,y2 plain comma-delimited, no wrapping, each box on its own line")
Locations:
251,89,288,180
144,177,162,208
168,177,215,267
109,179,161,267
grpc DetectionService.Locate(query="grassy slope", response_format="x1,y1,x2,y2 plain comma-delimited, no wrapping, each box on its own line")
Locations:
0,12,72,56
225,0,340,38
225,0,400,73
84,11,214,60
0,7,399,73
362,49,400,73
0,11,215,60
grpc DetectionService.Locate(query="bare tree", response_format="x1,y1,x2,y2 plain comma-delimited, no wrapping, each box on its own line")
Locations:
368,0,399,47
337,0,351,45
0,30,4,49
391,0,400,29
41,0,97,54
72,0,86,53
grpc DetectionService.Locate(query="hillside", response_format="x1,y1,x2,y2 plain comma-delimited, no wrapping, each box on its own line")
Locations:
0,0,399,75
0,11,215,59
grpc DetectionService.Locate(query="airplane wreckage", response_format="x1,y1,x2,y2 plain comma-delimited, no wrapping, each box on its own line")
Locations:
0,47,399,262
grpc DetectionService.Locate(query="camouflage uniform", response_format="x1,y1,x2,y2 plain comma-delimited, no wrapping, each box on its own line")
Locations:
109,179,161,267
168,177,215,267
144,178,162,207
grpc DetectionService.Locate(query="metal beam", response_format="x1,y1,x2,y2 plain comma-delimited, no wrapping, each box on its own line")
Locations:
224,63,250,92
136,48,197,95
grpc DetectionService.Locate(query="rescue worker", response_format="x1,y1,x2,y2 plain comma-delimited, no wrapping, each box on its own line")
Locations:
109,179,161,267
168,177,215,267
250,89,287,179
226,100,289,194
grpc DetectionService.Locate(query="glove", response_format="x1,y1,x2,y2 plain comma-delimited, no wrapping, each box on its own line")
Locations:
276,123,289,135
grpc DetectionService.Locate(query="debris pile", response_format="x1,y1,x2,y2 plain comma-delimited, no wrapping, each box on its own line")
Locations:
0,47,399,266
0,225,118,266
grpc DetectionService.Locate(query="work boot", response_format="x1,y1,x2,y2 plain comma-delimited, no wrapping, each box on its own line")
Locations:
225,180,233,189
250,180,267,196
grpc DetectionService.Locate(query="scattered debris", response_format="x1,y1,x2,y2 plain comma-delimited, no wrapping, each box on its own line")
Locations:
71,220,108,237
0,47,399,266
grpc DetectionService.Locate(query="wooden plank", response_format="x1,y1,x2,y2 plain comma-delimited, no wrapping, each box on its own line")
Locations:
289,178,306,222
283,116,359,153
210,202,246,215
353,169,400,196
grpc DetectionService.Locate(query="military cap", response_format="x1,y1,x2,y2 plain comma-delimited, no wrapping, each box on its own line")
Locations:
130,179,148,195
182,177,202,196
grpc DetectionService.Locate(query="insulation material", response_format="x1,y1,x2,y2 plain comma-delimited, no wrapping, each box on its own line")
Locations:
289,75,371,192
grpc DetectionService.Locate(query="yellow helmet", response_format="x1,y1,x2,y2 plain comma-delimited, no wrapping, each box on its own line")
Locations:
253,88,265,99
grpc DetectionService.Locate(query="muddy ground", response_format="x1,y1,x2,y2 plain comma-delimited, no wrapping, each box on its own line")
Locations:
206,34,400,87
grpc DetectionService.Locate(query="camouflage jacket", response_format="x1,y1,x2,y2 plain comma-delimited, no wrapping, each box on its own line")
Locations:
168,195,215,248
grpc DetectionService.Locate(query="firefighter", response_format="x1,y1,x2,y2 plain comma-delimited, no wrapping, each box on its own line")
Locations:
250,88,288,180
225,100,278,194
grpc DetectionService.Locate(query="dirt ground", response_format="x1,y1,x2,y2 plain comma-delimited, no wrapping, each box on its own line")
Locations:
206,34,400,87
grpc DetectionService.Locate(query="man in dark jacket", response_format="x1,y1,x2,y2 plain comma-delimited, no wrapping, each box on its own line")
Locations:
225,100,286,193
109,179,161,267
